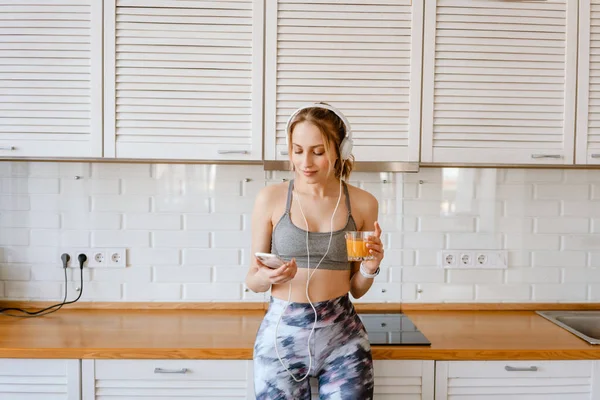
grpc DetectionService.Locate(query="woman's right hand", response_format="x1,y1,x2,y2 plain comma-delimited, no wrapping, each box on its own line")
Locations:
256,257,298,285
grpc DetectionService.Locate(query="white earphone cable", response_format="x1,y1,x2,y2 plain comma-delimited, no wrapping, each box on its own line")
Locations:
273,161,345,382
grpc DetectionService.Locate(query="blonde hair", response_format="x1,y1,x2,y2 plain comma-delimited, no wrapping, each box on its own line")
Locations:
287,106,354,180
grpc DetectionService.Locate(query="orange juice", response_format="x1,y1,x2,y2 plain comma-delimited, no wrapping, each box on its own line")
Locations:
345,231,375,261
346,237,369,261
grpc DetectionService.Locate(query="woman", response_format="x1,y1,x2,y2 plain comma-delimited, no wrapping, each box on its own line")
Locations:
246,103,384,399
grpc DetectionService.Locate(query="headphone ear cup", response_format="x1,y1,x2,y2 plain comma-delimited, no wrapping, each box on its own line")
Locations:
339,137,353,161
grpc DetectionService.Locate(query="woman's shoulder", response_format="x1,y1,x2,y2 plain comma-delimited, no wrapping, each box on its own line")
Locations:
254,181,290,207
345,181,378,209
346,182,379,229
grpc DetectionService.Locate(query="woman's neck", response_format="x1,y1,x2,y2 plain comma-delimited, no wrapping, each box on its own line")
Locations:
293,175,341,198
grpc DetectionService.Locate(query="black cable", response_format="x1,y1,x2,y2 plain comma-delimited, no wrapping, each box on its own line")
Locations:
1,253,72,316
0,253,71,315
0,253,86,317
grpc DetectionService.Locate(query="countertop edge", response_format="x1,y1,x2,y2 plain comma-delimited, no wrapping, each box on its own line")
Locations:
4,301,600,311
3,348,600,361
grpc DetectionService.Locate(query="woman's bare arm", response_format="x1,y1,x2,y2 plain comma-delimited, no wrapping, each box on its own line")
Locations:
349,192,383,299
245,186,276,293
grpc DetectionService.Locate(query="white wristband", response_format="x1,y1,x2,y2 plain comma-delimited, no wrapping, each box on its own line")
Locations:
359,262,379,279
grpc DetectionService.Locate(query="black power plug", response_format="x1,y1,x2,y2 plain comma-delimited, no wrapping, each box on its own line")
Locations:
61,253,70,268
77,253,87,269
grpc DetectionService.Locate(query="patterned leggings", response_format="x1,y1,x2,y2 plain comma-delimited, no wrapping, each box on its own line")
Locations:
253,293,374,400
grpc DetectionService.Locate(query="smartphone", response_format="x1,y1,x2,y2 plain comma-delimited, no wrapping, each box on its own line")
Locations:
255,252,286,269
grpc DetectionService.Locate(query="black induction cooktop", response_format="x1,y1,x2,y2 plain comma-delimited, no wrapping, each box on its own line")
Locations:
357,313,431,346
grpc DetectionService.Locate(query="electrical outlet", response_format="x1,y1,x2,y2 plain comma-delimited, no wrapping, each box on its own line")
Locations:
440,250,507,269
59,248,126,268
476,253,488,266
106,248,126,268
459,252,474,267
91,250,106,267
440,251,457,267
439,249,508,269
481,250,508,269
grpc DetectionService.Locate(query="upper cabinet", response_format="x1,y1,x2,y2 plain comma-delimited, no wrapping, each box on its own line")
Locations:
0,1,103,158
263,0,424,162
103,0,264,161
3,0,600,167
421,0,578,165
576,0,600,165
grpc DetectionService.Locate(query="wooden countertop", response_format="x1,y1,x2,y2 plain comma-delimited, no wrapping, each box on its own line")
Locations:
1,308,600,360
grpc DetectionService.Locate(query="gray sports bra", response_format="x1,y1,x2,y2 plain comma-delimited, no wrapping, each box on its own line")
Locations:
271,179,357,271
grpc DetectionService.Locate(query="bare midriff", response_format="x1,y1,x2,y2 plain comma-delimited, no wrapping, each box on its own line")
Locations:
270,268,352,303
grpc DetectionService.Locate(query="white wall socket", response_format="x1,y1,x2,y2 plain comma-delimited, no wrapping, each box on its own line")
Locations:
440,250,507,269
60,248,126,268
106,248,126,267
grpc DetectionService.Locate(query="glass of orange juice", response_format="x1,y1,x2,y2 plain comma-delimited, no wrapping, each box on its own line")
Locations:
345,231,376,261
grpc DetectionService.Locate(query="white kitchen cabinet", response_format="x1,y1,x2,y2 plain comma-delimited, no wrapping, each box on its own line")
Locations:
309,360,434,400
82,359,433,399
373,360,434,400
0,358,81,400
435,360,600,399
576,0,600,165
421,0,578,165
263,0,424,163
103,0,264,161
81,359,254,399
0,2,103,159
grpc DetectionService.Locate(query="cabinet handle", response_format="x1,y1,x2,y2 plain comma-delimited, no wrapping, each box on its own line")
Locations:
217,150,248,155
0,146,15,151
154,367,188,374
505,366,538,372
591,154,600,158
280,150,289,156
531,154,562,159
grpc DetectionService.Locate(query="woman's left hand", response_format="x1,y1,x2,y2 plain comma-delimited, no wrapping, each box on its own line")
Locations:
362,221,384,274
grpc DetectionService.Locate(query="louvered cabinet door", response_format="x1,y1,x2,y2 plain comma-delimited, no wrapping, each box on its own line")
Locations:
0,359,81,400
0,1,102,158
434,361,595,400
82,359,254,399
576,0,600,165
264,0,424,162
309,361,434,400
373,361,434,400
104,0,264,161
421,0,577,165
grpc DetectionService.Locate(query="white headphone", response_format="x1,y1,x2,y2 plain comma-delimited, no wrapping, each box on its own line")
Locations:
285,102,354,161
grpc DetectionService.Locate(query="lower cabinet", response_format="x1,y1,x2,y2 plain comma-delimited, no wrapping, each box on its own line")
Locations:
435,360,600,400
309,360,435,400
4,358,597,399
81,359,254,399
0,358,81,400
81,359,434,400
372,360,434,400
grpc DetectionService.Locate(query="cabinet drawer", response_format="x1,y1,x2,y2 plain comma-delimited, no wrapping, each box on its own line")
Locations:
95,360,247,381
437,361,594,399
447,360,592,378
88,360,252,399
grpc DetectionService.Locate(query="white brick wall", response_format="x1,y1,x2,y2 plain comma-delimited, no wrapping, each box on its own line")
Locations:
0,162,599,303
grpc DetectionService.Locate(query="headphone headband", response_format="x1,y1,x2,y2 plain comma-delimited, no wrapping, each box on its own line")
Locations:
285,102,353,160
